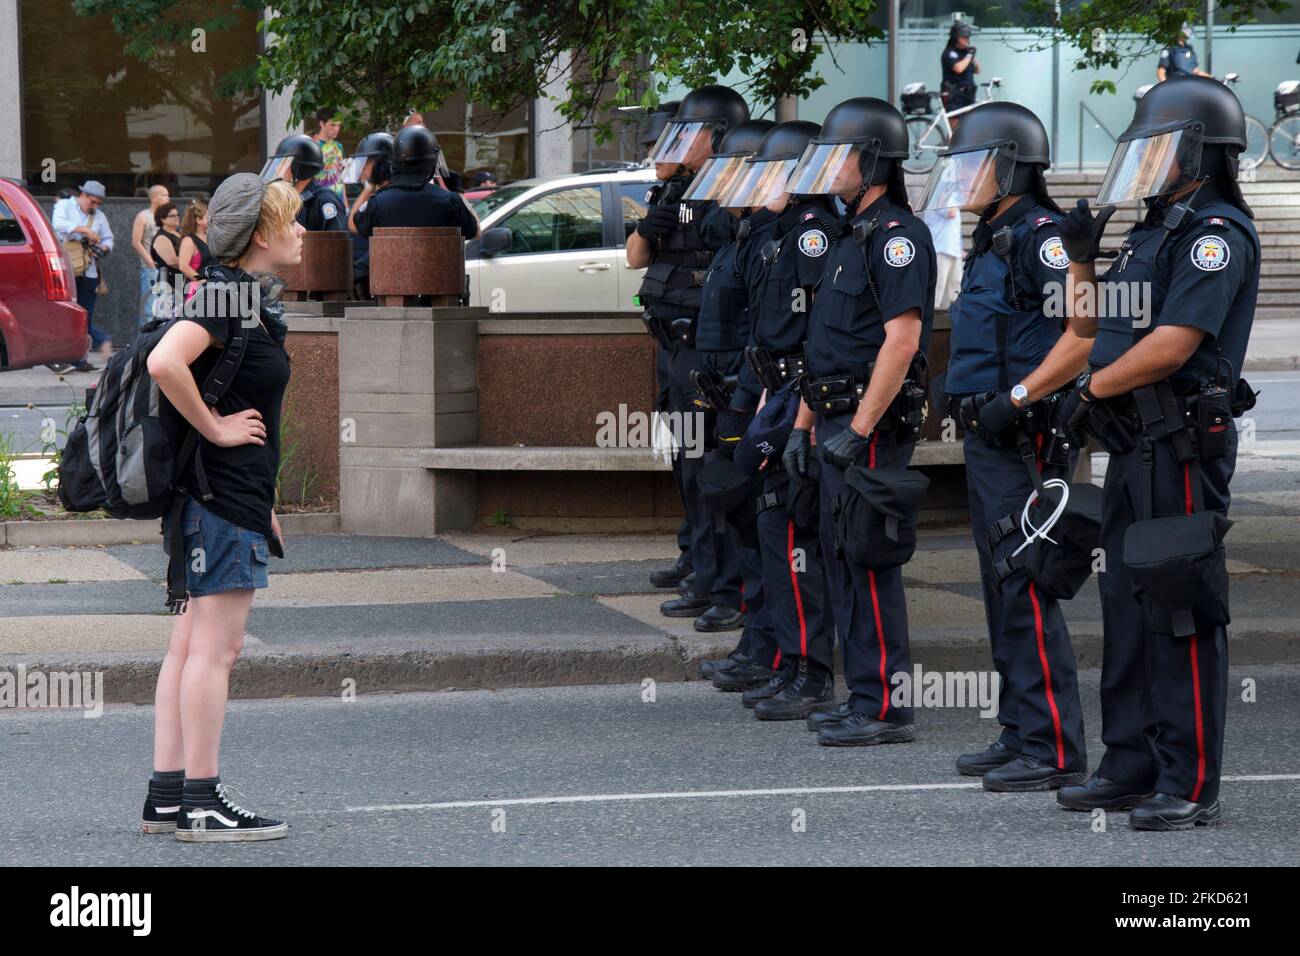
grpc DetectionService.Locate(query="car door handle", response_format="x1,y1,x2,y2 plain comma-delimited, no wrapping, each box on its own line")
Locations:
577,261,611,272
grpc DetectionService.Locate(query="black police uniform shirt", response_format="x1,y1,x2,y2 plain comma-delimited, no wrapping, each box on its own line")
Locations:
297,182,346,232
946,194,1070,396
755,200,838,355
637,197,734,321
1158,44,1199,77
806,193,937,385
354,173,479,239
163,272,291,540
941,46,976,93
1088,180,1260,389
696,210,770,355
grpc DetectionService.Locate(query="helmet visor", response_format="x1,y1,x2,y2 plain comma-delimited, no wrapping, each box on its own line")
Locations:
648,121,716,165
919,146,1016,211
680,154,750,203
259,156,295,183
785,142,876,197
723,158,799,208
341,155,370,185
1096,128,1203,204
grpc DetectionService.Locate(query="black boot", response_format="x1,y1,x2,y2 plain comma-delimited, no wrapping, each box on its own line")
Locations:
754,659,835,721
1056,774,1155,812
650,558,692,589
711,656,779,692
661,590,711,617
956,740,1018,777
693,605,745,632
741,661,794,709
677,571,696,595
806,701,851,732
1129,793,1222,830
698,649,743,681
816,711,916,746
982,755,1087,793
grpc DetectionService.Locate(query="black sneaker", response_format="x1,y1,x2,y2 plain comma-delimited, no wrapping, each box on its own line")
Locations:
176,782,288,843
956,740,1018,777
141,777,183,834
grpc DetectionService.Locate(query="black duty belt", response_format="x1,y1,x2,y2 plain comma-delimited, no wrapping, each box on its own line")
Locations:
745,346,807,393
801,372,866,416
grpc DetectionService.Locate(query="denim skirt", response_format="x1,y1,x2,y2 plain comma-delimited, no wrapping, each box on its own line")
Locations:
162,497,270,597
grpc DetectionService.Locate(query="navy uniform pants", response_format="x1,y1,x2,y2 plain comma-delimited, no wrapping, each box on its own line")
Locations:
816,413,915,722
963,431,1087,770
655,341,692,563
1096,425,1235,803
756,467,833,673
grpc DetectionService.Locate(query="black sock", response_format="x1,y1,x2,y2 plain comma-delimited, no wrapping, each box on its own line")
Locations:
183,775,221,798
151,769,184,785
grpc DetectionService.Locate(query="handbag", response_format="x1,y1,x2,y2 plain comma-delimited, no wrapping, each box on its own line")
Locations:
63,239,90,277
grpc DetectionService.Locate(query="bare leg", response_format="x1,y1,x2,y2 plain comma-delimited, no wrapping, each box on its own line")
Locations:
152,605,195,772
179,589,255,779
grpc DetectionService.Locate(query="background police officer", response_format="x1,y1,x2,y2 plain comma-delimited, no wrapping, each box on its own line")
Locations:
920,102,1090,791
354,125,480,241
1055,75,1260,830
721,120,838,718
1157,24,1211,82
343,130,395,299
262,134,346,232
677,118,784,688
783,97,937,746
626,85,750,632
941,21,979,114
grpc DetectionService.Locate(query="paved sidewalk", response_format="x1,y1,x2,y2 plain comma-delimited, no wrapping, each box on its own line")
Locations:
3,501,1299,702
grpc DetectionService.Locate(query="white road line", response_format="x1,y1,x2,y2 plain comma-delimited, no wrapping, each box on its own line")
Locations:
346,773,1300,813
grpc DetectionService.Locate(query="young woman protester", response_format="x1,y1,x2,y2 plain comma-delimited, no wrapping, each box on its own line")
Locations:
150,202,184,317
177,199,213,305
140,173,303,842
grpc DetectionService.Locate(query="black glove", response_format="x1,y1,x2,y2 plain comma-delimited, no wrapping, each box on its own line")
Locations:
783,428,811,478
1056,388,1091,445
1058,198,1116,264
977,391,1019,443
636,203,679,238
820,424,872,470
716,407,754,460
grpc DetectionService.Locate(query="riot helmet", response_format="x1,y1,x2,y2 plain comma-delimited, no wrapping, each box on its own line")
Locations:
639,101,681,151
920,102,1059,212
722,121,822,209
646,85,749,168
786,97,910,209
342,131,395,186
681,119,775,204
261,134,324,183
393,124,451,181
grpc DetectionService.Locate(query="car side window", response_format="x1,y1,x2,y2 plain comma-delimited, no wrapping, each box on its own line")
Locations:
618,183,651,242
0,199,25,245
499,186,603,255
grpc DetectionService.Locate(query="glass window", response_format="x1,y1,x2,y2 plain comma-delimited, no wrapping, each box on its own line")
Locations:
472,183,533,219
20,0,262,197
617,181,653,241
498,187,604,255
0,199,25,244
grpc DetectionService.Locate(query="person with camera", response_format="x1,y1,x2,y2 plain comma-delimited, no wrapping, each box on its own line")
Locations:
52,180,115,371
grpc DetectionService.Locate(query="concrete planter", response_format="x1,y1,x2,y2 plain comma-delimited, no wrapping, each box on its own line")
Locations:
279,231,353,302
369,226,465,306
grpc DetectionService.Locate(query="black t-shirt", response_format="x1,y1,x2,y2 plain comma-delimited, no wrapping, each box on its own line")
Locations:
942,45,975,90
166,296,292,539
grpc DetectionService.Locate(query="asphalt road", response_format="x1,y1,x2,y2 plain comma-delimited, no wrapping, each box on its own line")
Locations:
2,664,1297,866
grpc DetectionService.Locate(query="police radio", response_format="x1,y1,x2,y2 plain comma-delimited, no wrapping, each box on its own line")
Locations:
1196,357,1235,461
991,226,1023,310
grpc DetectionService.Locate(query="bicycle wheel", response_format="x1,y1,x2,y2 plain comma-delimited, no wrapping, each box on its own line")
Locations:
1240,115,1269,170
904,116,946,175
1269,114,1300,171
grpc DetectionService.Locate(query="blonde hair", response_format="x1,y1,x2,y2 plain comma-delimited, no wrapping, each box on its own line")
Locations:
181,199,207,237
228,180,303,268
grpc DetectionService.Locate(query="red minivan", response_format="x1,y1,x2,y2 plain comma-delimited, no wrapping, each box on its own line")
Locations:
0,178,88,370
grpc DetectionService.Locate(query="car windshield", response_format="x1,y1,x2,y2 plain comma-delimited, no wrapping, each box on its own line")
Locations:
472,184,531,218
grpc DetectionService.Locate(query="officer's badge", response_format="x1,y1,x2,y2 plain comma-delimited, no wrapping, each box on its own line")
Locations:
884,236,915,268
322,202,338,221
1191,235,1229,272
1039,236,1069,270
799,229,828,257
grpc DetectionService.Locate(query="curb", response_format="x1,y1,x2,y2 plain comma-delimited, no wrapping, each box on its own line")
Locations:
0,512,340,547
11,625,1300,705
1245,356,1300,373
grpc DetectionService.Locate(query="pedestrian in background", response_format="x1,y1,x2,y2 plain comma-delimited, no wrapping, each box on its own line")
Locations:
921,205,963,310
178,199,212,304
52,180,114,371
150,202,183,317
132,184,170,325
313,108,349,211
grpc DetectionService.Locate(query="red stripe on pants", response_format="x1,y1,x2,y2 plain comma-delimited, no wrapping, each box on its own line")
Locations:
865,432,888,719
1028,582,1066,768
1184,462,1207,800
788,521,808,656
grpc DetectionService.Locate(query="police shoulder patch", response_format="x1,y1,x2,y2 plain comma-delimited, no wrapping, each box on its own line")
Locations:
1191,234,1230,272
883,235,916,268
322,202,338,221
798,228,829,258
1038,235,1069,270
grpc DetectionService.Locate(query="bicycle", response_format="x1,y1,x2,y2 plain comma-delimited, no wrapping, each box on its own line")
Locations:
901,78,1003,174
1268,80,1300,170
1134,73,1268,170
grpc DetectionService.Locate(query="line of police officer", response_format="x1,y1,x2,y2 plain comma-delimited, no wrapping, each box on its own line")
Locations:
639,72,1259,831
260,123,479,298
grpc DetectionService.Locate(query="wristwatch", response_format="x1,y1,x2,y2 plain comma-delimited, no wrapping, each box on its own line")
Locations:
1010,383,1030,408
1075,370,1098,402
